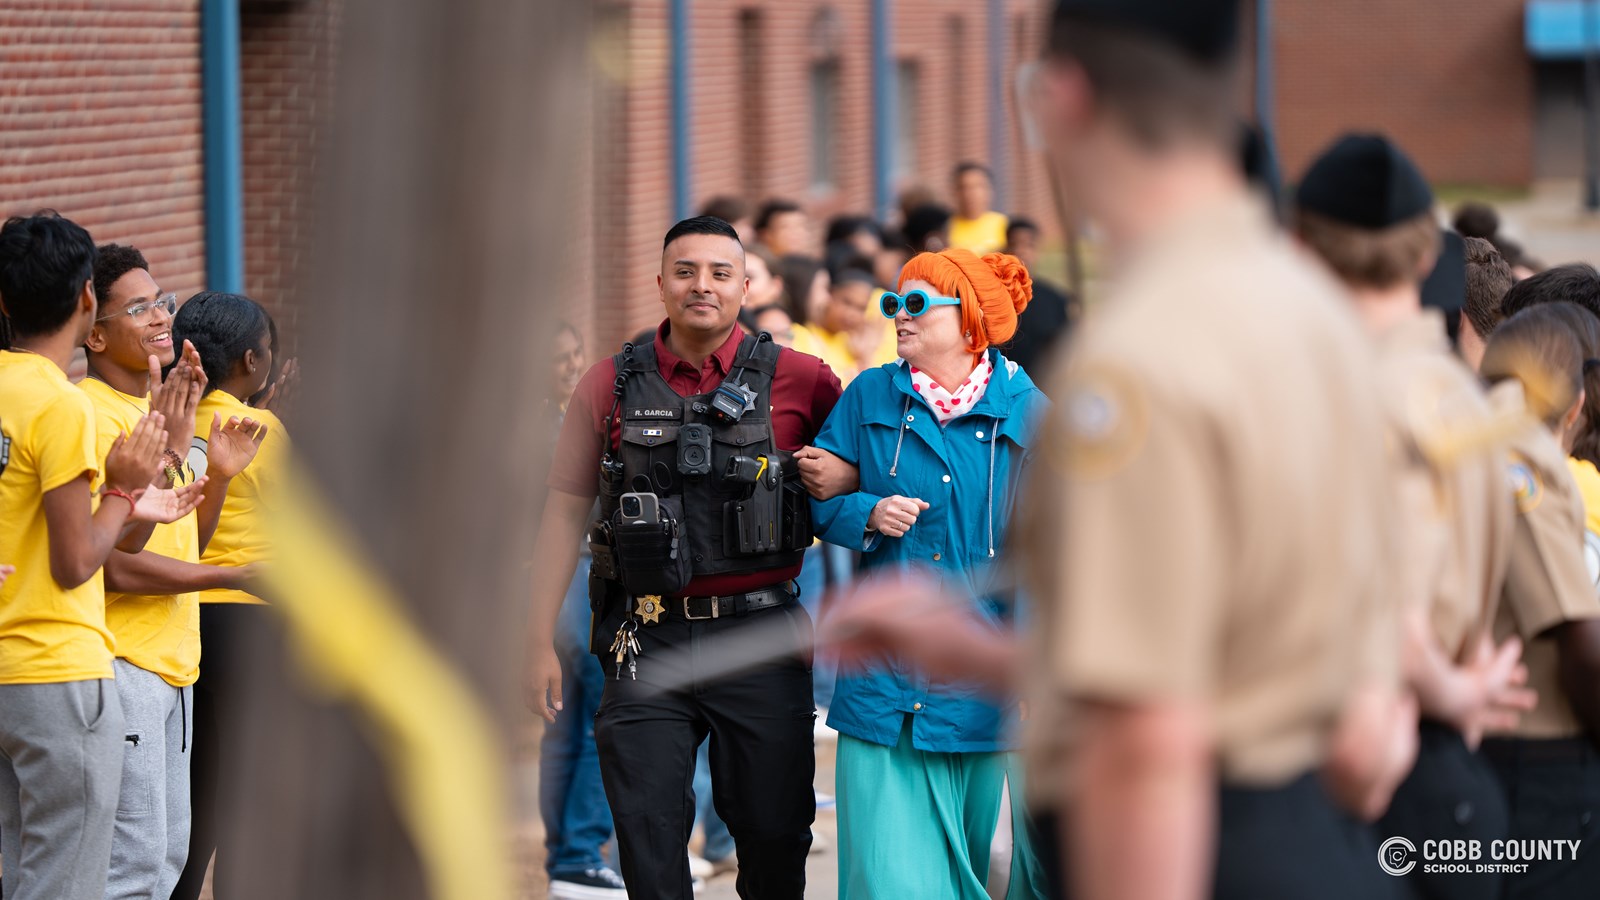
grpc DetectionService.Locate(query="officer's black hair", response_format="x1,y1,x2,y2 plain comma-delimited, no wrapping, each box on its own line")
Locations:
663,215,742,252
1497,264,1600,325
754,199,803,234
92,243,150,312
0,212,97,348
172,291,271,395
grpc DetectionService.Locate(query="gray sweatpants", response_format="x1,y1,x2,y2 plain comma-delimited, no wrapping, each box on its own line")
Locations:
105,659,192,900
0,678,125,900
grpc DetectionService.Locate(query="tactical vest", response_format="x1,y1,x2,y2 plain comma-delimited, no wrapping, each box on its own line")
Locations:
597,334,810,589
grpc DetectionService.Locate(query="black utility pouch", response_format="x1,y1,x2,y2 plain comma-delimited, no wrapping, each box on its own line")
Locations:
780,476,815,551
588,519,620,582
725,461,783,554
587,575,625,655
610,496,693,596
775,451,814,551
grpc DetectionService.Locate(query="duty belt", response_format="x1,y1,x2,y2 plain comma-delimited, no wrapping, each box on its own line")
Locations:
673,581,797,621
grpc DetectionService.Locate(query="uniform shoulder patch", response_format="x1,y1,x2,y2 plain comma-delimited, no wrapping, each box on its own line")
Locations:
1508,454,1543,514
1047,365,1150,478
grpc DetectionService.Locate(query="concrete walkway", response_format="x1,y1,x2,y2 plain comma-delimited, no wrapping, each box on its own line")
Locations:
1480,179,1600,268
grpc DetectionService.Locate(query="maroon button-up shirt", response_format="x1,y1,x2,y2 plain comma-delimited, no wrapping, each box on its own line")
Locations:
549,320,844,595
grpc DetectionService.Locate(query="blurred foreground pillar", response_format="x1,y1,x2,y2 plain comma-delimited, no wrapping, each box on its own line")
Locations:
226,0,586,897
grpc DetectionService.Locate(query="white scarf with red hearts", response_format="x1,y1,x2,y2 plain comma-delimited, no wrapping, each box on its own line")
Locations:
908,353,993,424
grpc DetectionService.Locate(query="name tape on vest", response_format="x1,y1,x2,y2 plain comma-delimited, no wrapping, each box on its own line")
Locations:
626,407,683,421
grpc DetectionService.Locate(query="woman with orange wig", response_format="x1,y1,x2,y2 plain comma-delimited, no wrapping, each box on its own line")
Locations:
809,249,1051,898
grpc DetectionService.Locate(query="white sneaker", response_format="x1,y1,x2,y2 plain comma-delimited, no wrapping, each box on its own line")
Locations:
814,709,838,742
549,866,627,899
688,853,713,879
810,831,830,854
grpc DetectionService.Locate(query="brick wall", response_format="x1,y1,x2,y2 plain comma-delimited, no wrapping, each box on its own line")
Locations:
0,0,206,299
589,0,1053,357
1273,0,1533,187
240,0,341,345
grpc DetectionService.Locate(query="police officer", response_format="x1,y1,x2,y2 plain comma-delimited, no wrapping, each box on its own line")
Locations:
1294,134,1538,900
524,215,843,900
1020,1,1412,897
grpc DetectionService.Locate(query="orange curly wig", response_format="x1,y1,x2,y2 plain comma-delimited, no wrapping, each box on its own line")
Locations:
896,249,1032,353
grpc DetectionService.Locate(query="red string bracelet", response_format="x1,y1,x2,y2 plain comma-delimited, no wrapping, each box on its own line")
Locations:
102,488,137,511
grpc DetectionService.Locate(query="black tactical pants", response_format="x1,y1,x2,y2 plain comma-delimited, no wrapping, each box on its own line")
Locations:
592,601,815,900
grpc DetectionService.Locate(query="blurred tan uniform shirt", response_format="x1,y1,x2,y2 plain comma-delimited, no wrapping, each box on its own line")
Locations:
1490,425,1600,739
1375,311,1514,662
1025,193,1398,796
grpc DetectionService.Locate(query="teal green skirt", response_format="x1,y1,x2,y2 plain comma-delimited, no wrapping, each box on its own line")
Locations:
835,718,1050,900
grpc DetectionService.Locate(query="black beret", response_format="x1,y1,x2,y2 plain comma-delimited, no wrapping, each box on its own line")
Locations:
1051,0,1240,63
1296,133,1435,229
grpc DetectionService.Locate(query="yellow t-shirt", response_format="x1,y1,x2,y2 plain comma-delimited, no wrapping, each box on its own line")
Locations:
811,319,900,387
0,351,116,683
80,377,200,688
948,211,1010,255
195,390,285,604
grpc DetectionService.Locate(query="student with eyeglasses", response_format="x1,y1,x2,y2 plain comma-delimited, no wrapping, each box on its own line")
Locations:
0,212,175,900
80,244,266,899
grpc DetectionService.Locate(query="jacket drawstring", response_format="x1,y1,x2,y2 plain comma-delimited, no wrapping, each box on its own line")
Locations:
890,395,912,478
986,416,997,558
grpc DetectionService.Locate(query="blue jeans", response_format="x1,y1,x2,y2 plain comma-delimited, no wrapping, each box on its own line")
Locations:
797,543,850,709
693,740,736,862
540,560,615,875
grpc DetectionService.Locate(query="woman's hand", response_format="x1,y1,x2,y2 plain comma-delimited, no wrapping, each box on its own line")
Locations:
868,495,928,538
795,446,859,500
131,477,209,524
0,565,12,591
206,414,268,479
255,357,300,416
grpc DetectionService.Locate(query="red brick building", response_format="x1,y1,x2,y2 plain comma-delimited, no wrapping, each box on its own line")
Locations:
0,0,335,340
0,0,1567,357
577,0,1054,353
1268,0,1535,189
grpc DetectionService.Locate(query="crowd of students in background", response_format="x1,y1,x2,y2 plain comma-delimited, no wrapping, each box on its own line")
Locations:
700,161,1079,388
0,211,291,900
